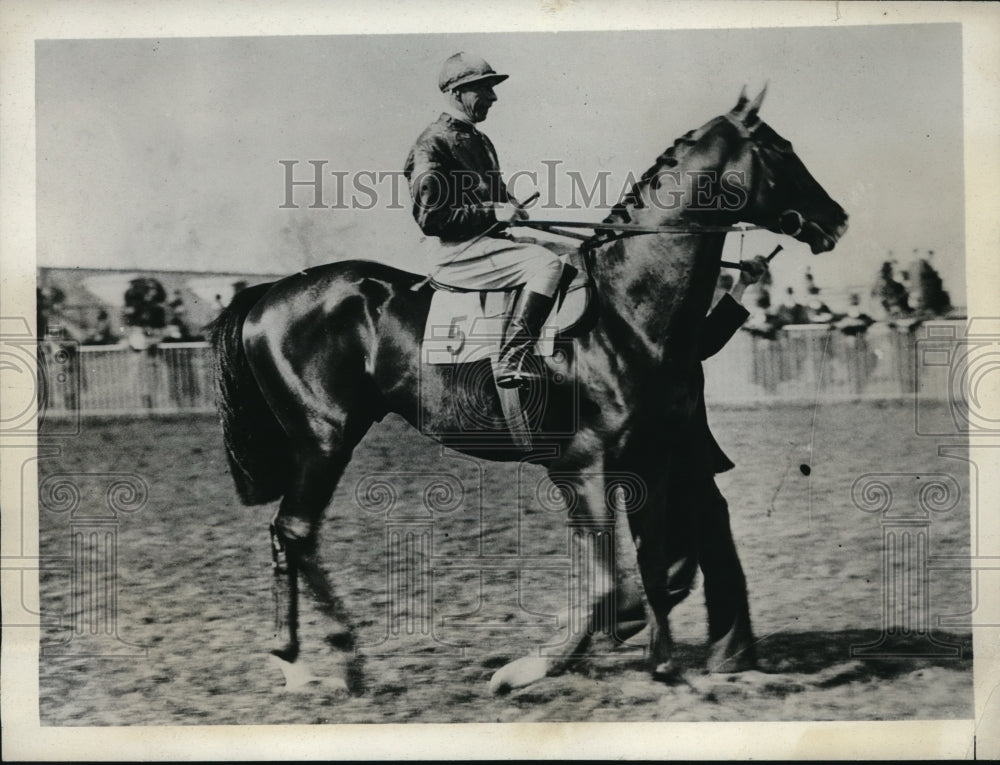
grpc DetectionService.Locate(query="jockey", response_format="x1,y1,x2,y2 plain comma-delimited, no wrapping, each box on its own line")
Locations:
404,52,564,388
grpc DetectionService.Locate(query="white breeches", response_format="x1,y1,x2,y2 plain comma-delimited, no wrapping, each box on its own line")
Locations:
424,235,565,297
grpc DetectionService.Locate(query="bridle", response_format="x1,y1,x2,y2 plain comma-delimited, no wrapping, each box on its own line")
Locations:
516,114,805,268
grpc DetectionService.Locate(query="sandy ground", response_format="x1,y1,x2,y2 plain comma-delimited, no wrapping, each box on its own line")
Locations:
38,401,972,724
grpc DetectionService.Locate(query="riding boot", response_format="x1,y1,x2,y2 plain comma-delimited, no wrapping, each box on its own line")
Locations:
496,289,556,389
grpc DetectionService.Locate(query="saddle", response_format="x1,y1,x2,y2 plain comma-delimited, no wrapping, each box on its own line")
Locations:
420,249,596,451
421,250,594,366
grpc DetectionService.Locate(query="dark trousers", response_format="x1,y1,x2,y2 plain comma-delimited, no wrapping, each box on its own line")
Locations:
637,475,753,650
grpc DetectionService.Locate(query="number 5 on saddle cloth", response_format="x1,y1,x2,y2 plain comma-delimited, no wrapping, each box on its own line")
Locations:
420,250,594,450
421,250,593,367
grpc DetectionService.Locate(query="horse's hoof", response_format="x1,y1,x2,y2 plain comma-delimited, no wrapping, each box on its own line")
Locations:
269,653,319,690
651,660,685,684
488,656,551,694
325,630,356,652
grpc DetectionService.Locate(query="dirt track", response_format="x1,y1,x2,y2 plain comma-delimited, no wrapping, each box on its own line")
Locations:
38,401,972,724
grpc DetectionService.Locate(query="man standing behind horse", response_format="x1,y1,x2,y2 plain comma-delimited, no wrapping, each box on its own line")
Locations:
637,255,770,676
404,52,564,388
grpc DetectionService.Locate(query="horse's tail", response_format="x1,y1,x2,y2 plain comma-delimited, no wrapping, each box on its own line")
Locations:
210,283,290,506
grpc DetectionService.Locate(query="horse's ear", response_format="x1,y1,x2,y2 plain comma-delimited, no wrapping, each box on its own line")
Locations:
746,83,768,120
733,85,749,113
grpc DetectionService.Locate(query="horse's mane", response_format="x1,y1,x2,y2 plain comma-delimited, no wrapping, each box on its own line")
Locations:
603,116,725,225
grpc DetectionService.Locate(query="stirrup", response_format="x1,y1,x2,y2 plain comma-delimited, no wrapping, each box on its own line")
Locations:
495,351,541,389
496,368,537,389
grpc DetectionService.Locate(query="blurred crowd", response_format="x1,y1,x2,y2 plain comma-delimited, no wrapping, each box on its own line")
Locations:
121,278,204,343
734,249,954,340
39,253,954,348
36,277,255,346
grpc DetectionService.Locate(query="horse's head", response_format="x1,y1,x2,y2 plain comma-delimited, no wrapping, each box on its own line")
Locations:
611,88,848,255
721,87,848,253
592,91,850,362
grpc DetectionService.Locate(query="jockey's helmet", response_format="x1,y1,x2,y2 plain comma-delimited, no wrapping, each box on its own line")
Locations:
438,52,508,92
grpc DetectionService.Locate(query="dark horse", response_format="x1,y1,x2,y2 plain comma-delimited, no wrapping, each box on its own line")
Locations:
212,89,848,693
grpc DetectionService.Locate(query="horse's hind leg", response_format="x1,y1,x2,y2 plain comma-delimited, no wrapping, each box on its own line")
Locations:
270,448,359,691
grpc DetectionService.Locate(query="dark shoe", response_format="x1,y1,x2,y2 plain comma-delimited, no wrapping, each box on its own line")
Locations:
706,621,757,673
496,290,556,388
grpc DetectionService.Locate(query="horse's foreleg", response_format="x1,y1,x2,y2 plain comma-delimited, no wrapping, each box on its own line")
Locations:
629,479,699,681
489,469,617,693
612,493,648,638
637,551,698,680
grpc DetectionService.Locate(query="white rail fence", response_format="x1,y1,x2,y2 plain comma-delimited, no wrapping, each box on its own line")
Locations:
41,341,216,416
702,321,959,404
39,322,961,418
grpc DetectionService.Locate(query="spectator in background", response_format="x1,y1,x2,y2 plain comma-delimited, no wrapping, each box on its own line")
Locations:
834,293,875,336
124,278,168,329
804,289,834,324
712,272,736,308
898,268,913,300
753,284,771,313
910,252,952,316
871,261,911,319
164,290,196,342
771,287,808,327
36,286,67,339
800,266,834,324
87,309,118,345
801,265,817,298
739,255,778,339
169,290,187,320
163,320,186,342
124,277,168,351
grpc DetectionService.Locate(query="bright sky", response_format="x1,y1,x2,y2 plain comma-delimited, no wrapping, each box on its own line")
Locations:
36,24,965,307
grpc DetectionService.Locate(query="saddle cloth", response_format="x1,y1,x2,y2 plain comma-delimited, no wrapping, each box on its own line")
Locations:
422,252,592,366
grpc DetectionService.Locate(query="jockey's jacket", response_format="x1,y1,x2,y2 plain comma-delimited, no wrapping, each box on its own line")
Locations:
403,113,513,243
685,292,752,476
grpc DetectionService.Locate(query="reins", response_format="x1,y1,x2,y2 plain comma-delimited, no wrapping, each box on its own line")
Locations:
515,218,766,270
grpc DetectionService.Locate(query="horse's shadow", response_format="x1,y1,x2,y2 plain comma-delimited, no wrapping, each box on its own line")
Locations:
586,628,973,683
750,628,972,679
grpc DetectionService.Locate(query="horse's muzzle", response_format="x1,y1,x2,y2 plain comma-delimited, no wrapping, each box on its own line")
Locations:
783,209,848,254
